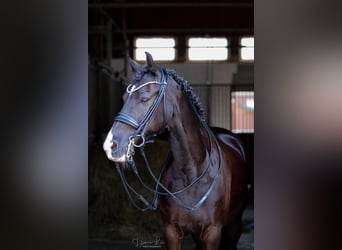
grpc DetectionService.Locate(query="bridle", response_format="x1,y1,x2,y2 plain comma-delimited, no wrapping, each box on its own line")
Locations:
114,66,168,162
112,67,222,211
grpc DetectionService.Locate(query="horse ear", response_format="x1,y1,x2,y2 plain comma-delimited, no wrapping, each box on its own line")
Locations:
128,57,141,73
145,52,157,72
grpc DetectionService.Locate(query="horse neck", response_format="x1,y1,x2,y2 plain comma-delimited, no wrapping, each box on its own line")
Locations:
167,96,210,175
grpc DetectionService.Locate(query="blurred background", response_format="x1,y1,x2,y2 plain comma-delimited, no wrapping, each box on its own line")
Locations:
2,0,341,249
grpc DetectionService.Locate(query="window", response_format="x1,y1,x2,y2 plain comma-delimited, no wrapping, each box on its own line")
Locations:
134,37,176,61
240,37,254,61
188,37,228,61
231,90,254,133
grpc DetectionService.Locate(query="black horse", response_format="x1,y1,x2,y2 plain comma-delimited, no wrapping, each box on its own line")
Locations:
103,52,248,250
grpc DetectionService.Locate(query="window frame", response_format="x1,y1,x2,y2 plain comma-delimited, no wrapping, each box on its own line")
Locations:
239,36,254,62
133,36,177,62
186,37,229,62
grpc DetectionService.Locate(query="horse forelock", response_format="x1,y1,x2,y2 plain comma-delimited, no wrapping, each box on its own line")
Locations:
130,65,157,85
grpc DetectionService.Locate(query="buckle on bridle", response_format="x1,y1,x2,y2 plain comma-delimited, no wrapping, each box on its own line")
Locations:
129,134,145,147
126,134,146,162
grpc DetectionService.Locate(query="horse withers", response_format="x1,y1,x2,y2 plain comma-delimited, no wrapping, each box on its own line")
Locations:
103,52,248,250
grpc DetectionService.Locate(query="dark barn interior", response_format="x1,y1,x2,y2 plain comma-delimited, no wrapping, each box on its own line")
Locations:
88,0,254,249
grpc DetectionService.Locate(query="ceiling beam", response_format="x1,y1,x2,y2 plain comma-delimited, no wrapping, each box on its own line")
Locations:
89,26,253,34
89,2,253,9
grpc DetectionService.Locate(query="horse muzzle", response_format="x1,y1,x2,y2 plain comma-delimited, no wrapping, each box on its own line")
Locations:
103,142,128,163
103,130,130,163
111,153,127,163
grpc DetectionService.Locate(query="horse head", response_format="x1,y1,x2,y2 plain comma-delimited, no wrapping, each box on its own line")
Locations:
103,52,174,163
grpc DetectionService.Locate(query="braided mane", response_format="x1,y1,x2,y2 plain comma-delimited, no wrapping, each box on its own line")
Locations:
165,68,206,121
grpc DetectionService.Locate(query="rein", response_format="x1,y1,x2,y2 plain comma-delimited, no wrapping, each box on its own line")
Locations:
136,124,222,211
114,67,222,211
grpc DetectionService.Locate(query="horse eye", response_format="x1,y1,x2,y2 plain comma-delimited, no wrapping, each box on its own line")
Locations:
141,97,150,103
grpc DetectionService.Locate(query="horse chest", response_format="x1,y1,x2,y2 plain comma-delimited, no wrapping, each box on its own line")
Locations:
159,190,225,227
160,205,214,233
159,171,231,232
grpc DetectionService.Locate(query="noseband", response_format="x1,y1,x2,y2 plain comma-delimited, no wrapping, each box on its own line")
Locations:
114,67,168,161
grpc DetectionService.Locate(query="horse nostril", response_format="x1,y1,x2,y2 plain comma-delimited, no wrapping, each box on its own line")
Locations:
110,139,118,151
